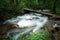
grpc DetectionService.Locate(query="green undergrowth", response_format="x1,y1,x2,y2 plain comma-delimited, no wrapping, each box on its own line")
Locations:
18,31,51,40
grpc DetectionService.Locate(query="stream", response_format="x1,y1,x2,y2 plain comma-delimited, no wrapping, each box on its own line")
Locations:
3,12,51,40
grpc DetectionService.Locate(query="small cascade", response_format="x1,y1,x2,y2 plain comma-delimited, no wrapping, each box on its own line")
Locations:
3,12,48,40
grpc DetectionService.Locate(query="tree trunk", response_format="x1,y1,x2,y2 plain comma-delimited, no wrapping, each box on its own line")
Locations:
52,0,56,14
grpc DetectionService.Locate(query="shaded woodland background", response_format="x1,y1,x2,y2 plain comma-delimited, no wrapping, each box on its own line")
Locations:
0,0,60,23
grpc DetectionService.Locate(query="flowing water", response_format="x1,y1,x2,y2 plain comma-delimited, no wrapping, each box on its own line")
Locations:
3,12,49,40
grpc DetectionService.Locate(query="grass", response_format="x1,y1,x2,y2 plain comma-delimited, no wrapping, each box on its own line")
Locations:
18,31,51,40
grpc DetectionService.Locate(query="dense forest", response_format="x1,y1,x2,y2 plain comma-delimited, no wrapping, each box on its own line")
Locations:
0,0,60,23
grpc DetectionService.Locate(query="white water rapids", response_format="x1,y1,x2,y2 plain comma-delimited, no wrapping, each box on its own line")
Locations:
4,12,48,40
4,12,48,32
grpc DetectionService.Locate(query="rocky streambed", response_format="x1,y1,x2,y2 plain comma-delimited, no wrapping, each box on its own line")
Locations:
0,12,60,40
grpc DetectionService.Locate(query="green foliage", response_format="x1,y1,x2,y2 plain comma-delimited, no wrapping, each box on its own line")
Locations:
0,0,60,21
56,8,60,15
18,31,51,40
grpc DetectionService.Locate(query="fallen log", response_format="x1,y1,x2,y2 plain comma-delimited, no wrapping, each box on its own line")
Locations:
24,8,60,20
